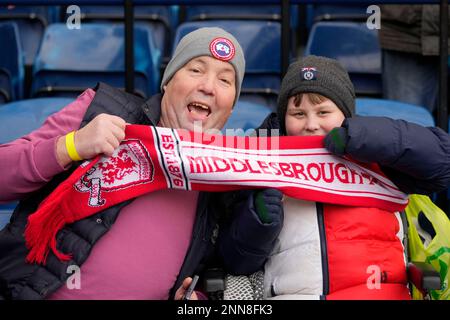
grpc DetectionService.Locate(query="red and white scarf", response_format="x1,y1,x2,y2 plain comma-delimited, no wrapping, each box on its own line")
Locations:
25,125,409,265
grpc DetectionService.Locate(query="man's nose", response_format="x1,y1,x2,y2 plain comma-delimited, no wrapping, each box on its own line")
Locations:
197,74,215,96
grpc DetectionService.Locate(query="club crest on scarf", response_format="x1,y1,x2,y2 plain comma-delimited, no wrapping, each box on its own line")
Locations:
74,139,154,207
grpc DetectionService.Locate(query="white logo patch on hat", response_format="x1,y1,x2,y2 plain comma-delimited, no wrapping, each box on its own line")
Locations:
301,67,317,81
210,37,235,61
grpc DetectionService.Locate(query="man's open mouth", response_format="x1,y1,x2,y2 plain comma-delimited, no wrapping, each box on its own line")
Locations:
187,102,211,118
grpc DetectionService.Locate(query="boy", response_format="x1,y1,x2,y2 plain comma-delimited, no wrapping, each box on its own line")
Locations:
218,55,450,300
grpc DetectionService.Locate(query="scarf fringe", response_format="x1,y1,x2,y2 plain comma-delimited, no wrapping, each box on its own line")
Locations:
25,180,74,265
25,158,100,265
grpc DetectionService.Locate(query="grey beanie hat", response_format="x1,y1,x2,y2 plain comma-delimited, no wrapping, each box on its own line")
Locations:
277,55,355,133
160,27,245,106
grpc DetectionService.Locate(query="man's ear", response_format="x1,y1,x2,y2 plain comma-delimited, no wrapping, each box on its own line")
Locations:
162,84,167,92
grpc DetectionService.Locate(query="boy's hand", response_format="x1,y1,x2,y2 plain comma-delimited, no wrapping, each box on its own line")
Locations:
324,127,348,156
254,188,283,224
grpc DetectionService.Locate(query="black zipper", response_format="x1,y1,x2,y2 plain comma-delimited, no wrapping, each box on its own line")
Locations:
316,202,329,295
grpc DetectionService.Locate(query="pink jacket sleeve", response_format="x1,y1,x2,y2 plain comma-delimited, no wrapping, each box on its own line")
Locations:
0,89,96,203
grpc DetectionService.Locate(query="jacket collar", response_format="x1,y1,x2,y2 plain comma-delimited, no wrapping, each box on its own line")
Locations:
141,94,162,126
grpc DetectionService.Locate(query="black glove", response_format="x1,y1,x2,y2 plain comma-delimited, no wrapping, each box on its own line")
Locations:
324,126,349,156
253,188,283,224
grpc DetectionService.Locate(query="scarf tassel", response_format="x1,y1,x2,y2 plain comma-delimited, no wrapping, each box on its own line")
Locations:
25,181,74,265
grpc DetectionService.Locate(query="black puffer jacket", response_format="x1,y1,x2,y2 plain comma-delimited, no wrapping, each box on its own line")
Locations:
0,83,222,300
219,113,450,275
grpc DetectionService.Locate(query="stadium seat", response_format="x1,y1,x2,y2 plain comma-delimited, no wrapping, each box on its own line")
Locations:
0,97,73,145
222,100,272,135
63,5,178,59
0,201,17,230
305,21,382,97
183,4,299,34
183,5,299,64
0,21,24,103
184,5,282,21
306,4,369,29
0,6,59,66
174,20,281,110
31,23,161,99
355,98,435,127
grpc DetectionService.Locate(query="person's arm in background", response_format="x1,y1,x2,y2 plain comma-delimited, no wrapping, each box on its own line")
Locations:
325,116,450,195
0,89,127,203
217,189,283,275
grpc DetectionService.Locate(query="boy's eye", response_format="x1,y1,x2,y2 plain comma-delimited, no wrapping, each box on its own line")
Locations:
319,111,329,115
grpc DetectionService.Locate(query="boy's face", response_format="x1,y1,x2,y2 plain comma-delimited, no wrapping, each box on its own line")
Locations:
161,56,236,132
285,94,345,136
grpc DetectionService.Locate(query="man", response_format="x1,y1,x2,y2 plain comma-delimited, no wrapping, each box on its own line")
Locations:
0,27,245,300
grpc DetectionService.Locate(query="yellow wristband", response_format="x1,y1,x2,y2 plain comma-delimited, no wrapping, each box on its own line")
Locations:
65,131,82,161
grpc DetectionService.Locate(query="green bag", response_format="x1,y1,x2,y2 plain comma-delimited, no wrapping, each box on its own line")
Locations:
405,194,450,300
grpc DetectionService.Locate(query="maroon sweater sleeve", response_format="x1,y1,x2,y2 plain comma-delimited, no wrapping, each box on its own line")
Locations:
0,89,95,203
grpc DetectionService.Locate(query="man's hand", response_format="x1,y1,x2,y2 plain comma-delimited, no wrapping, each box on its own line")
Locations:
174,277,199,300
75,114,126,159
56,114,126,167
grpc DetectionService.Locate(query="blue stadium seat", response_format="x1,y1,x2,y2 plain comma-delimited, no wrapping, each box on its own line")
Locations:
184,5,299,30
0,6,59,66
174,20,281,110
0,201,17,230
306,4,368,29
305,21,382,97
183,5,299,61
185,5,282,21
355,98,435,127
222,100,272,135
31,23,161,99
0,97,73,144
0,21,24,103
64,5,178,58
0,96,72,230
